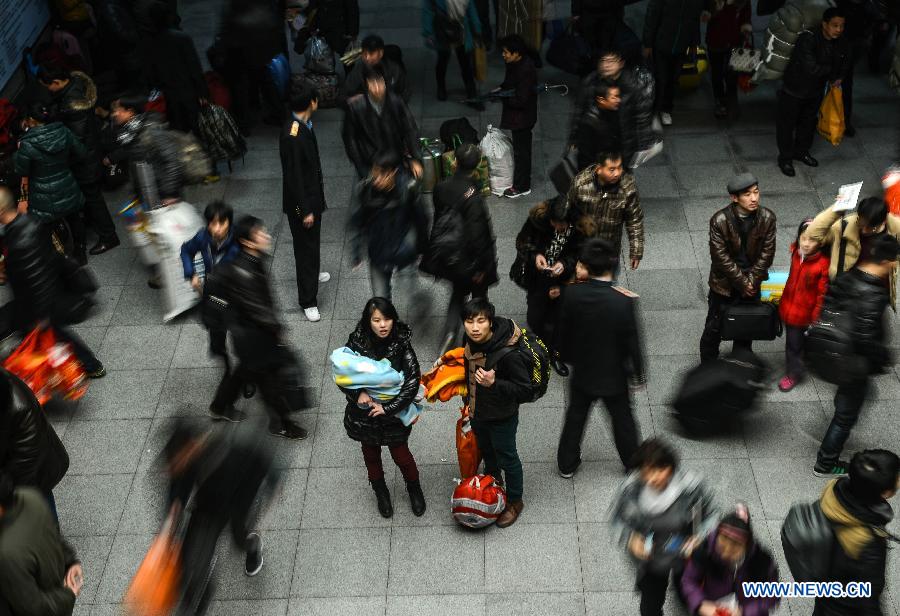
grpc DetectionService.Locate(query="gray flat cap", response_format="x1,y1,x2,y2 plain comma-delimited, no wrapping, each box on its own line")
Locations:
727,172,759,194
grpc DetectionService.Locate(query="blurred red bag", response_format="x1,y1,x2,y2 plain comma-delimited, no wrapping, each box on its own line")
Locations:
146,90,167,118
455,405,481,478
123,512,182,616
883,166,900,217
3,327,88,405
204,71,231,110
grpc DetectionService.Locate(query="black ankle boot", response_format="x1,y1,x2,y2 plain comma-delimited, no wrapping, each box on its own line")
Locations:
406,480,426,517
371,479,393,518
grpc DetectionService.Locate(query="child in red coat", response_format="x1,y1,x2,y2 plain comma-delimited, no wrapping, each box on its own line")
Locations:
778,219,830,392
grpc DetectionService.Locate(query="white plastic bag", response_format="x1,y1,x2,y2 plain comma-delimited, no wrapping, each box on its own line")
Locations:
147,202,205,322
479,125,514,196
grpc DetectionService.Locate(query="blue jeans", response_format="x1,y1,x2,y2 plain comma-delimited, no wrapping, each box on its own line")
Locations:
471,413,523,502
817,378,869,468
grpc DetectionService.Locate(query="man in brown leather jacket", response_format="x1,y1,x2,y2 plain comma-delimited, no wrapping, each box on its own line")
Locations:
700,173,777,361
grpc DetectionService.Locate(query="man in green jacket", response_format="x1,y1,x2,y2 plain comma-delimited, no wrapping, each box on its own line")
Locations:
0,473,83,615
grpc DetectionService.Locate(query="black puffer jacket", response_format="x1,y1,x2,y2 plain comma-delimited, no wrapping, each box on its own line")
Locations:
3,214,63,324
348,171,428,269
342,321,420,446
431,172,499,284
576,107,623,170
782,28,851,99
215,250,283,354
341,92,422,178
513,200,583,289
0,369,70,493
50,71,101,183
13,122,85,222
110,112,184,201
824,268,892,374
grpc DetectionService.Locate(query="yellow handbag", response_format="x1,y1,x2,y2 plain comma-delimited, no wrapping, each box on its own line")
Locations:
474,45,487,82
817,84,845,146
678,47,709,90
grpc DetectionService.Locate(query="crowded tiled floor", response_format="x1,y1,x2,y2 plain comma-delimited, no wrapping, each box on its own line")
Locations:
4,0,899,614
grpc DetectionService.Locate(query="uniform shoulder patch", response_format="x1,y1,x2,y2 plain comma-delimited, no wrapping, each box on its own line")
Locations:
289,121,300,137
464,186,476,199
612,285,639,298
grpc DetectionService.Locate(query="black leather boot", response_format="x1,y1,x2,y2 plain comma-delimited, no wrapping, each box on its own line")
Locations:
406,480,426,517
371,479,393,518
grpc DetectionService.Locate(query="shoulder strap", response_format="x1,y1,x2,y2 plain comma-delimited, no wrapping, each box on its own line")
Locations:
485,345,517,370
836,215,849,275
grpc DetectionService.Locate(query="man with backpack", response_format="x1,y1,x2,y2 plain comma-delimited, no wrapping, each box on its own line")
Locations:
556,239,645,476
783,449,899,616
423,143,499,355
343,35,409,101
810,234,898,478
460,298,535,528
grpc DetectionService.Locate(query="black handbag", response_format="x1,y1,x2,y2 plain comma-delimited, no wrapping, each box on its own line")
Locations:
548,147,578,196
719,301,782,341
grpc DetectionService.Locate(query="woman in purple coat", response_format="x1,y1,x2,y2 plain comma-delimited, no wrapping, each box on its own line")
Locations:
680,504,780,616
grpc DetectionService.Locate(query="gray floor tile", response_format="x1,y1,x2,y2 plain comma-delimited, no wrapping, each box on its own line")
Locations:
388,463,461,527
99,325,181,371
260,468,308,531
650,406,749,459
632,166,680,199
156,367,225,417
584,591,643,615
627,269,706,311
109,283,167,325
492,593,585,616
94,533,153,603
485,523,582,593
742,401,830,458
517,463,577,524
751,457,824,520
63,419,152,475
641,309,706,355
81,285,125,328
675,162,740,196
287,596,386,616
207,600,289,616
75,369,167,420
68,534,115,605
301,467,394,529
118,472,166,535
667,133,733,165
640,198,690,233
578,523,635,592
637,232,698,270
386,595,485,616
215,529,299,600
292,528,391,597
388,526,484,595
573,460,631,523
171,323,225,369
56,474,133,536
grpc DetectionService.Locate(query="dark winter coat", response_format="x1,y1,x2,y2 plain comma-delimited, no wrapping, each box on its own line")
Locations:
0,488,79,616
341,321,421,446
13,122,85,221
782,28,851,100
513,200,582,289
642,0,707,54
558,279,645,395
575,106,623,170
140,28,209,104
431,172,499,284
348,171,428,269
216,250,283,342
3,214,65,325
180,228,240,280
707,203,777,297
110,113,185,201
50,71,102,183
0,368,70,493
499,56,538,131
566,167,644,261
705,0,752,51
778,244,829,328
342,92,422,178
343,57,409,101
823,267,892,374
463,317,533,421
310,0,360,55
279,116,326,217
816,478,894,616
219,0,283,64
681,528,780,616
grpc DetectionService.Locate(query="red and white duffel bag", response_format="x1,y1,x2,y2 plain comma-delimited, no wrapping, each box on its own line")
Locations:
451,475,507,529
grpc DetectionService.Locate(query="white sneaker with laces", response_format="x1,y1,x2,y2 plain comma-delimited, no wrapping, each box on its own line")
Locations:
660,112,673,126
318,272,331,283
304,306,321,322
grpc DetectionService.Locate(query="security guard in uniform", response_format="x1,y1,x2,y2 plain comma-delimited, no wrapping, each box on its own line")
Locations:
556,238,646,476
279,83,330,322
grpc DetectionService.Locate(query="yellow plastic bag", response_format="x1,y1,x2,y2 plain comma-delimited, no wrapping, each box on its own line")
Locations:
474,45,487,83
817,85,845,146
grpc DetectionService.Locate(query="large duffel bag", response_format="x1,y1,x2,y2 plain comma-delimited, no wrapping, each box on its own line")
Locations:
719,301,782,341
292,71,340,108
672,348,768,432
440,117,479,151
546,24,592,76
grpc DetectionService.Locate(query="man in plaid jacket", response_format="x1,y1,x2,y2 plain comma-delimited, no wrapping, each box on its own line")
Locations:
565,151,645,273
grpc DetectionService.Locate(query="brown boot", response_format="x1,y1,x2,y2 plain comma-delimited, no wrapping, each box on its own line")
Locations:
496,500,524,528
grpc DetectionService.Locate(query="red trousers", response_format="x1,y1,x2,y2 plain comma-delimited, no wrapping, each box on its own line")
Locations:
361,443,419,482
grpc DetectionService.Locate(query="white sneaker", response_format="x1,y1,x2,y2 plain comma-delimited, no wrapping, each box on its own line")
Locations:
303,306,321,322
660,112,673,126
318,272,331,283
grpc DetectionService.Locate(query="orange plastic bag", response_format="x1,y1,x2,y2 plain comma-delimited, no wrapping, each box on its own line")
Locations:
123,514,182,616
817,84,845,146
456,405,481,478
3,327,88,405
883,166,900,217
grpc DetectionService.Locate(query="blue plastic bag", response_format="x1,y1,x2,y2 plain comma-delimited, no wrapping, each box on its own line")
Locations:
268,53,290,98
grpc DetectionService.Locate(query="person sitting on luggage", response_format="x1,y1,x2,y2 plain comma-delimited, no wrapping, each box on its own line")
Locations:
816,449,900,614
513,195,584,377
680,503,780,616
700,173,776,362
343,35,409,101
777,219,830,393
575,80,623,171
495,35,537,199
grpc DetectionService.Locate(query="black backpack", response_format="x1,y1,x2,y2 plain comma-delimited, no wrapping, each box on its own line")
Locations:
440,117,479,151
197,104,247,164
781,501,834,582
487,325,552,403
805,304,870,385
420,185,473,280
